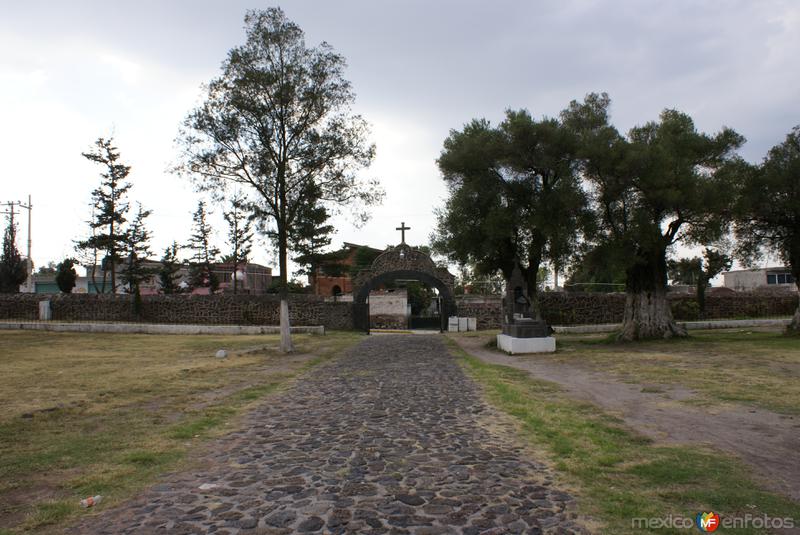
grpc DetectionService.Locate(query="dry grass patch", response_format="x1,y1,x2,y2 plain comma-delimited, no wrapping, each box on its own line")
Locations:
553,329,800,414
0,330,362,533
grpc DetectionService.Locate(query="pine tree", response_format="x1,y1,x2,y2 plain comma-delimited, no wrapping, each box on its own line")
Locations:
291,191,335,279
159,241,183,294
0,211,27,293
187,201,220,291
120,204,155,294
222,195,254,294
76,137,132,293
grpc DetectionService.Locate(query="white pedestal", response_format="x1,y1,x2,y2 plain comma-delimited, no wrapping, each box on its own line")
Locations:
496,334,556,354
39,300,52,321
448,316,459,332
467,317,477,331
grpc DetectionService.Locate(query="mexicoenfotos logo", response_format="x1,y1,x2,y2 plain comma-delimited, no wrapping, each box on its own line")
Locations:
696,511,720,532
632,512,793,530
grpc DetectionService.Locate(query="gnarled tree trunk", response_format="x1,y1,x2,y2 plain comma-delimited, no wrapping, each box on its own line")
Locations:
618,246,687,341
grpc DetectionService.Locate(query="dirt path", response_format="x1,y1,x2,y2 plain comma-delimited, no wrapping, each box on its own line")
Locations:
69,335,587,534
453,335,800,502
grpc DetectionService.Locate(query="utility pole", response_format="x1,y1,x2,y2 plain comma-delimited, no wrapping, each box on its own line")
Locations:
1,196,33,292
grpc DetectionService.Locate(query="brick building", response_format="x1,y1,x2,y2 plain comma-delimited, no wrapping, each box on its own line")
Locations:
309,242,382,296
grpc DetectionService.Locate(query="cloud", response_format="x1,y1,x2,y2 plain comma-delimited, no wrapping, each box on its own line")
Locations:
98,51,143,84
1,0,798,274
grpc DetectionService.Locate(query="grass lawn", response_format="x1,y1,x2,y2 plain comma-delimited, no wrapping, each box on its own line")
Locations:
461,328,800,414
0,330,362,534
450,339,800,535
554,329,800,415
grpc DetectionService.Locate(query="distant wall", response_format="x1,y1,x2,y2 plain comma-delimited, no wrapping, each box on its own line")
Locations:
456,291,799,329
2,291,795,331
0,293,353,330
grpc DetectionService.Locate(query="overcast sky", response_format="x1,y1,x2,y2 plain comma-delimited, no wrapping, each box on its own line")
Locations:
1,0,798,278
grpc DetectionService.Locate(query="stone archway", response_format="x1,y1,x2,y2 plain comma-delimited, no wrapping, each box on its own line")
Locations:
352,243,456,333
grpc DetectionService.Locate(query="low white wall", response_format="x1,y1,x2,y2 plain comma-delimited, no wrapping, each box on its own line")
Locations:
0,321,325,335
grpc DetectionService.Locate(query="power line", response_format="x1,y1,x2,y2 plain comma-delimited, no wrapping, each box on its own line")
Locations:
1,195,33,291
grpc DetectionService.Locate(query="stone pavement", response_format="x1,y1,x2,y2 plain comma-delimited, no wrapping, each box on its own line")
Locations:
70,335,587,534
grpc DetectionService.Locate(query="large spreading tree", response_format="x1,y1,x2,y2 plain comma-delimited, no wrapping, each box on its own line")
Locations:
175,8,381,352
734,126,800,333
562,93,744,340
433,110,590,318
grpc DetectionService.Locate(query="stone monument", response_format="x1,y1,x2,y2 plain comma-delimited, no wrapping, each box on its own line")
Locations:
496,265,556,353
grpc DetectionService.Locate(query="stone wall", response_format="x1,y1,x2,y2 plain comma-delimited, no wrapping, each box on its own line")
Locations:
2,291,795,331
456,291,799,329
0,293,353,330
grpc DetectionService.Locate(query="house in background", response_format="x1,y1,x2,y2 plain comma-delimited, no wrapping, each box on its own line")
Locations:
723,267,797,292
212,262,272,294
29,261,272,294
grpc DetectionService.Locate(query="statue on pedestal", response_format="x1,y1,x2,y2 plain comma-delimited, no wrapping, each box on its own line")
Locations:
501,265,550,338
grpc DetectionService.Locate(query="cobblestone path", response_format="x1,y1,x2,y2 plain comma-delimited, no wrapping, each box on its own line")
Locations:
72,335,586,534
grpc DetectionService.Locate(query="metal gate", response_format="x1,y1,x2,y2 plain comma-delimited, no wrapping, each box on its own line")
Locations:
352,302,370,333
409,315,441,330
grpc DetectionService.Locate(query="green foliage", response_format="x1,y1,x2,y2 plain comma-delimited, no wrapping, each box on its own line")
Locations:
564,95,742,293
223,194,254,293
266,279,306,294
175,7,382,295
455,265,505,295
349,246,382,278
565,242,626,292
703,248,732,280
159,242,183,294
0,212,27,293
669,248,732,315
562,94,743,338
37,261,57,275
434,109,591,316
671,298,700,321
186,200,219,291
290,186,336,278
75,137,132,293
667,256,703,286
55,258,78,293
734,125,800,330
120,203,155,294
405,281,432,315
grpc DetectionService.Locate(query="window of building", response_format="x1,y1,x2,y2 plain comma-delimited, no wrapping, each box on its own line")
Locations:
332,285,342,296
767,272,795,284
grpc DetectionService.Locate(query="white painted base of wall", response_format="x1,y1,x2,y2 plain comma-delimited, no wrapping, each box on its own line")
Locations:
0,321,325,336
496,334,556,354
